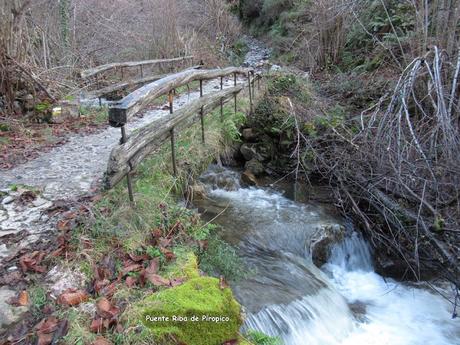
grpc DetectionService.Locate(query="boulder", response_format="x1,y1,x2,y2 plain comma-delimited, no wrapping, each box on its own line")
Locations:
244,159,265,176
310,223,345,267
140,277,242,345
240,143,261,161
241,171,258,186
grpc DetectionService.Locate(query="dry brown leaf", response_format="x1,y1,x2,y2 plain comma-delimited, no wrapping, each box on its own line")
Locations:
18,290,29,306
125,276,137,287
57,290,89,306
145,274,170,287
120,263,142,277
92,336,113,345
96,298,119,319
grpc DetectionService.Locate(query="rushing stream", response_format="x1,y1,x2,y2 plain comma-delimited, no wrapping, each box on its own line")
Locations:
195,166,460,345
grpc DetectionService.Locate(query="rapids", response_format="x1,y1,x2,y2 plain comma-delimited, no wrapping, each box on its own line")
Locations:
195,165,460,345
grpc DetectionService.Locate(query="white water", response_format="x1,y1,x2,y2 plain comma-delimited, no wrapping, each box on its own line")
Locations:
199,169,460,345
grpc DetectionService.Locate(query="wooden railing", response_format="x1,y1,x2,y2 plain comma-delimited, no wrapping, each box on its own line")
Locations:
105,66,262,203
80,56,195,101
80,56,194,79
108,67,252,126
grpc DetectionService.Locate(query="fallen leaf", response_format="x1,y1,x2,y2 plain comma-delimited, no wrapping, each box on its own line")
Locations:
96,298,119,319
37,333,53,345
92,336,113,345
160,247,176,261
99,282,117,298
125,276,137,287
120,263,142,277
145,274,170,287
17,190,36,204
18,291,29,306
35,316,59,334
90,318,105,333
57,290,89,306
19,251,46,273
146,258,160,274
222,340,238,345
128,253,149,262
56,219,71,231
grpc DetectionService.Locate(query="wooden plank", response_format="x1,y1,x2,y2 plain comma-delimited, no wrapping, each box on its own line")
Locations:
105,85,244,188
80,56,194,79
108,67,252,126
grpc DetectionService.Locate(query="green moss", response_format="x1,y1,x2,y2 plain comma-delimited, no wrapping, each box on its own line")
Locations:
139,277,242,345
164,250,200,280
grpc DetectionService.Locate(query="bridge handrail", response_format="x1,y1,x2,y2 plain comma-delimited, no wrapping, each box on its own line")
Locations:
105,84,245,188
80,56,194,79
108,66,253,126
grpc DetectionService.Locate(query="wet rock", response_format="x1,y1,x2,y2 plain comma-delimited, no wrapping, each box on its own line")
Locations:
240,143,261,161
242,128,257,142
241,171,258,186
244,159,265,176
189,182,207,201
0,287,29,330
220,143,243,167
349,301,368,322
46,265,87,299
310,223,345,267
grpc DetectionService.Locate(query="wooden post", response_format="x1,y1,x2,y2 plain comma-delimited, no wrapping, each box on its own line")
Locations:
121,125,135,204
220,76,224,120
248,72,253,114
199,80,205,143
140,65,144,78
121,67,125,80
233,73,237,115
169,90,177,176
98,97,102,108
170,128,177,176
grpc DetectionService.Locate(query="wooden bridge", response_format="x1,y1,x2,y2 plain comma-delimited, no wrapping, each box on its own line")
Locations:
81,58,264,202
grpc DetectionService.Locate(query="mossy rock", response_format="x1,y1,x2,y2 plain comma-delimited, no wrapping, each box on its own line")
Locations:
164,251,200,280
141,277,242,345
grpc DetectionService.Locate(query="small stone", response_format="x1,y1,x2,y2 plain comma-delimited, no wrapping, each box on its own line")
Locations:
7,266,18,272
241,171,258,186
244,159,265,176
2,196,14,205
78,302,97,317
46,265,87,299
23,94,34,111
0,287,29,330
